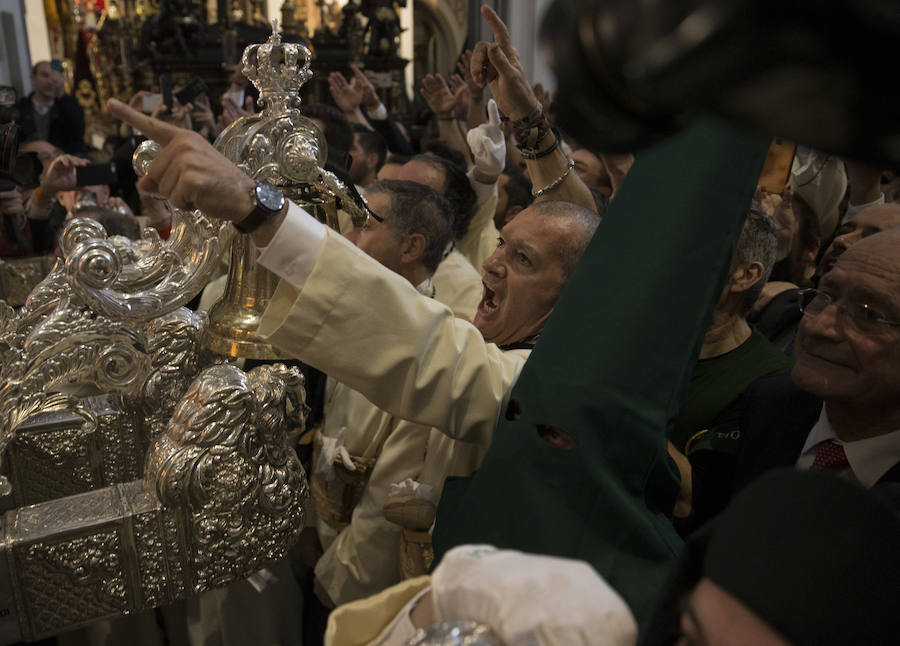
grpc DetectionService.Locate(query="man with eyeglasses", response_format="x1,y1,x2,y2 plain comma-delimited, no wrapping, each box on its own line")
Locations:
304,180,477,611
731,227,900,509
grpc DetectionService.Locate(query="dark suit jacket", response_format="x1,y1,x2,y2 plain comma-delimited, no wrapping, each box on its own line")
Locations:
732,374,900,511
16,93,86,153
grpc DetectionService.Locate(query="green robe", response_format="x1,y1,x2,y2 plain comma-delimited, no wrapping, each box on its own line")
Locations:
433,119,769,627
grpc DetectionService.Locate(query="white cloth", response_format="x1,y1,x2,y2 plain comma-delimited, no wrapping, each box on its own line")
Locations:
314,381,434,605
257,201,528,445
431,247,482,322
257,201,327,285
429,545,637,646
325,576,432,646
796,405,900,488
387,478,435,503
367,102,389,121
294,212,512,604
324,546,637,646
198,273,227,313
457,169,500,276
788,146,847,239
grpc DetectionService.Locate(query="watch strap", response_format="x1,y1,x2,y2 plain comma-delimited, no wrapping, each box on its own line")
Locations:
234,183,284,234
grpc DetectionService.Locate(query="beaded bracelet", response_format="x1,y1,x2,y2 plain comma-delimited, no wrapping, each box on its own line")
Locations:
531,159,575,198
519,129,561,160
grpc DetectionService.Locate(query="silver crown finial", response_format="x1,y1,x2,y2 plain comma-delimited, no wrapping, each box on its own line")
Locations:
241,22,313,111
270,19,281,44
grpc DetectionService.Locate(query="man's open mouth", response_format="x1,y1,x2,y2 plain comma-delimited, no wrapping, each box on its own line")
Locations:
479,284,499,313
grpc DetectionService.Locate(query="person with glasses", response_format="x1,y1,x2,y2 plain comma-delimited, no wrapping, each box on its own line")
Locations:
731,227,900,512
303,180,475,614
754,201,900,354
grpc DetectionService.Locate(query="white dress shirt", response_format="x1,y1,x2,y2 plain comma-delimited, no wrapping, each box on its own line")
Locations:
796,405,900,488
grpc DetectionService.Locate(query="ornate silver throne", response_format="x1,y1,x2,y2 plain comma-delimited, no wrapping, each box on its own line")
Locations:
0,25,364,643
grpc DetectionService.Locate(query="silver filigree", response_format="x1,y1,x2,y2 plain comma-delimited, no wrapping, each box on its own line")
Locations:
123,307,214,442
62,205,232,324
0,29,314,643
145,363,308,591
242,21,313,113
211,19,366,226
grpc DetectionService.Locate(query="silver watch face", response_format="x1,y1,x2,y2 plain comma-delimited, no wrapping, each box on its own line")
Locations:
255,182,285,213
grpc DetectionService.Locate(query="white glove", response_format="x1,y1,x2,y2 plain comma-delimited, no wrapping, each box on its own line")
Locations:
466,99,506,176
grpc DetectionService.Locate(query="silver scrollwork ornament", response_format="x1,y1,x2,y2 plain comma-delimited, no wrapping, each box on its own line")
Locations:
0,27,314,643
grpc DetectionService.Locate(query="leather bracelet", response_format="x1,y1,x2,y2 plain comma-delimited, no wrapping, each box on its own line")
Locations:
510,104,543,130
531,159,575,198
514,117,552,150
436,113,455,121
519,129,560,160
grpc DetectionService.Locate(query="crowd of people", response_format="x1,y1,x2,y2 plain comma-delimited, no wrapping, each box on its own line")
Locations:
2,4,900,646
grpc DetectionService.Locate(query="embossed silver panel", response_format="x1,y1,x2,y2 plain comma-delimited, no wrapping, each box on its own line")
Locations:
0,26,315,643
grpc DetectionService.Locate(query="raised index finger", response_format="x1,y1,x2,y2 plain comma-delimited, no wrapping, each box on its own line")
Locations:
108,98,180,145
481,5,513,53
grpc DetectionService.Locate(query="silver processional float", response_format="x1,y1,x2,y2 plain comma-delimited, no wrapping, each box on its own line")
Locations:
0,24,365,643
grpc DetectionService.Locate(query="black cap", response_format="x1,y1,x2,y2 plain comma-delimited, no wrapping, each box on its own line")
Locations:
642,470,900,646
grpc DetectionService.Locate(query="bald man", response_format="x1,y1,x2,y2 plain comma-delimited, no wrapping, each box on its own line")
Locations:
732,228,900,509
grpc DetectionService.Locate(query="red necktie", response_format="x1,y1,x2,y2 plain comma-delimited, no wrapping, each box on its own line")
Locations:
810,440,849,471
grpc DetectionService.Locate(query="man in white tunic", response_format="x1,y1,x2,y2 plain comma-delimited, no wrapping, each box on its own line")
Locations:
310,180,486,606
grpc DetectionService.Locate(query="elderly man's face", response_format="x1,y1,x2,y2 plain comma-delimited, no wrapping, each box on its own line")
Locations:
817,204,900,276
474,207,570,346
793,232,900,406
355,191,405,275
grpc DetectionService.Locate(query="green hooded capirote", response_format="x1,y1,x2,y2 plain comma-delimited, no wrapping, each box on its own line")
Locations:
433,119,769,627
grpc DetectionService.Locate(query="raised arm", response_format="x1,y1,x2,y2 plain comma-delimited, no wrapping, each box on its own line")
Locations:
106,97,523,444
328,69,371,129
420,73,473,167
458,50,487,133
471,6,595,212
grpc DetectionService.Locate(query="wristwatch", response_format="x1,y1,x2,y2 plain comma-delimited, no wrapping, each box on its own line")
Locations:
233,181,286,234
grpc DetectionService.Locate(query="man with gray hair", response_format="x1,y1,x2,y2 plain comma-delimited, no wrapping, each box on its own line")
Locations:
387,154,486,319
733,227,900,511
354,179,452,290
669,203,793,530
306,180,467,609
